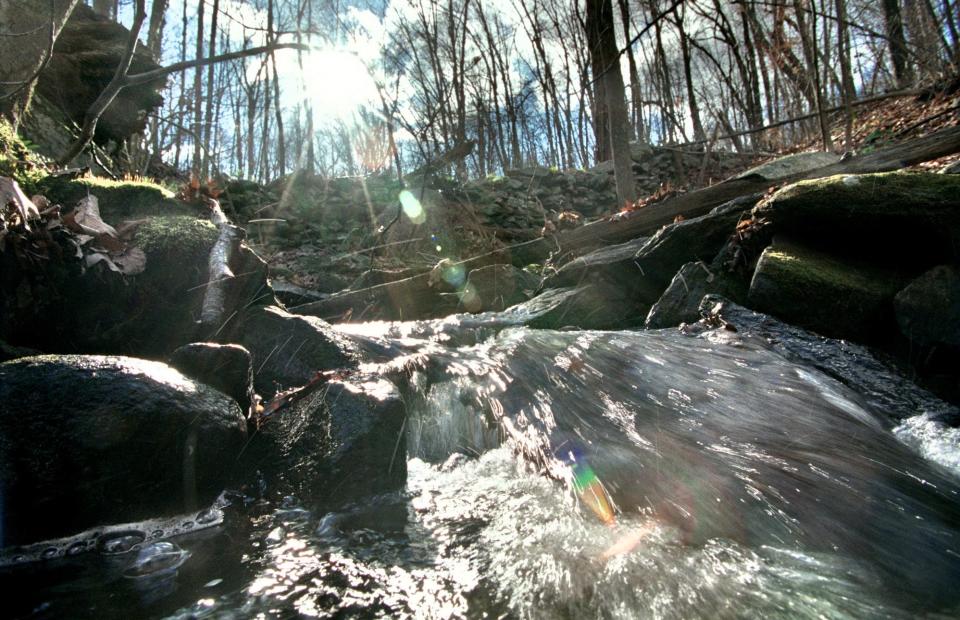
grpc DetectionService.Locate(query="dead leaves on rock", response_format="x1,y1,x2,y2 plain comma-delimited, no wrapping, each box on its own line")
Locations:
2,176,147,276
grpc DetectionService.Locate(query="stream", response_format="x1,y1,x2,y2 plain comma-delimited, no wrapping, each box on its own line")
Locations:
6,316,960,619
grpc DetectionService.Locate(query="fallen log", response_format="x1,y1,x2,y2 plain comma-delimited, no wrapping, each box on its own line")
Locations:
543,125,960,262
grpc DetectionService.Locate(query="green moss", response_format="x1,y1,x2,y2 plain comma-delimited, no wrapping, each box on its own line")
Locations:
765,172,960,216
133,215,218,257
37,175,187,221
0,119,47,194
760,245,899,297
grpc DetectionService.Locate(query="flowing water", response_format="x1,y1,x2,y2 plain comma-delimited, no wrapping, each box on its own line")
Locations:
6,316,960,619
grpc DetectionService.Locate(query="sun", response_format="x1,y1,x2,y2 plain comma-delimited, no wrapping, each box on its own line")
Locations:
300,48,379,123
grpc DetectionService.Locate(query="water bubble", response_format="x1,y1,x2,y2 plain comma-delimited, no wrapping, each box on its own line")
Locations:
276,507,310,523
181,521,195,530
97,531,146,555
41,547,59,560
316,513,341,539
196,508,221,525
151,529,164,539
124,541,189,579
66,541,88,556
204,578,223,588
265,526,285,547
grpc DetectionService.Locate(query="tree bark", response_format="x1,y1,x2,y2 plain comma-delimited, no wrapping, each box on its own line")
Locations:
585,0,637,207
146,0,168,56
883,0,913,87
191,0,205,178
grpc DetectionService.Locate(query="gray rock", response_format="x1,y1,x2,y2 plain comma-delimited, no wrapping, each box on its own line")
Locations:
252,377,406,505
169,343,256,419
646,262,747,329
894,265,960,347
736,151,840,181
225,305,357,397
696,295,959,426
752,172,960,265
0,355,247,547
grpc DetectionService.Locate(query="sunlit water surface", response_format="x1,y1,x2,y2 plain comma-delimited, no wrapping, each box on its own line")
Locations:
6,322,960,619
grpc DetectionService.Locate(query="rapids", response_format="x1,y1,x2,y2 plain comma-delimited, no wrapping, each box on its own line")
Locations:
6,316,960,619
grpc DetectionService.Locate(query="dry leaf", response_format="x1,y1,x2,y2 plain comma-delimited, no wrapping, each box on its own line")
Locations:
74,196,118,237
0,177,40,229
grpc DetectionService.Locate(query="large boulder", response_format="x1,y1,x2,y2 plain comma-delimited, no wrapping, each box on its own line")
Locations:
752,172,960,266
747,241,909,343
225,305,357,397
0,213,220,356
32,4,165,148
250,377,407,506
0,355,247,547
894,265,960,347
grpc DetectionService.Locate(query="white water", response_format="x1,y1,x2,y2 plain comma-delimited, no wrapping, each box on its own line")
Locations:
8,322,960,619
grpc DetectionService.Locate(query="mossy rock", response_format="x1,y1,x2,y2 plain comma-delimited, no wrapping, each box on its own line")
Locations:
37,175,189,221
755,172,960,266
748,241,910,343
0,119,47,194
133,215,219,258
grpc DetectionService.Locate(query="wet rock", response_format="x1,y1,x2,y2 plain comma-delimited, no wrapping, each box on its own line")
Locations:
894,265,960,346
752,172,960,265
461,265,539,313
646,262,747,329
169,343,256,420
541,196,757,328
696,295,959,426
747,241,909,343
272,280,328,307
0,340,39,363
525,284,635,330
251,377,406,505
225,305,357,397
0,355,246,547
346,267,427,291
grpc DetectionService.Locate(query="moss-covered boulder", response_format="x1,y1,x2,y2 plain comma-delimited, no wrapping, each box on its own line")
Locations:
754,172,960,266
37,175,188,221
0,214,219,356
747,241,910,343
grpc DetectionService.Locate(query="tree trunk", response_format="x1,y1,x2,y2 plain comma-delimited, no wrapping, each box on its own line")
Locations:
201,0,219,179
146,0,169,56
0,0,80,127
191,0,205,178
585,0,637,207
883,0,913,87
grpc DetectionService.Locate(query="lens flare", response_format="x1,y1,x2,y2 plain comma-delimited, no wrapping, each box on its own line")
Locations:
398,190,426,225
